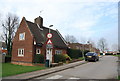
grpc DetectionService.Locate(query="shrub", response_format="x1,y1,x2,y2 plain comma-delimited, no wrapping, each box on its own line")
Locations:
34,54,45,63
67,49,82,59
54,54,66,63
63,54,72,61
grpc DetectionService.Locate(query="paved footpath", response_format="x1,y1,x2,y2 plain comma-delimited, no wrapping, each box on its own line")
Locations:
2,60,87,80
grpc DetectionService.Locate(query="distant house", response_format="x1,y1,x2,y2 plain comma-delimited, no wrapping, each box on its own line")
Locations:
0,42,7,55
12,16,68,66
68,43,91,51
68,43,100,54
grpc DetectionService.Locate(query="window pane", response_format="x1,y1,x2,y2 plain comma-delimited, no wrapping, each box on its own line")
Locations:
22,49,24,55
36,49,40,54
19,49,21,54
19,33,25,40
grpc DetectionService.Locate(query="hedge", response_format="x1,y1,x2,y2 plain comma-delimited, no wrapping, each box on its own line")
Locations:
117,53,120,55
67,49,82,59
54,54,66,63
105,53,113,55
34,54,45,63
100,53,103,55
67,49,89,59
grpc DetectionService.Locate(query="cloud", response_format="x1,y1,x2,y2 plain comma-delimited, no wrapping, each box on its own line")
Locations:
0,0,118,50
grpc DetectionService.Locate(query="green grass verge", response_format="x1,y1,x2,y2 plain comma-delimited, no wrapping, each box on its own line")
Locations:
118,76,120,80
112,55,120,57
2,63,46,77
78,57,84,60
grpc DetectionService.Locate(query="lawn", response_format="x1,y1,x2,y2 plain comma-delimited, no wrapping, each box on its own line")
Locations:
2,63,46,77
118,76,120,80
112,55,120,57
78,57,84,60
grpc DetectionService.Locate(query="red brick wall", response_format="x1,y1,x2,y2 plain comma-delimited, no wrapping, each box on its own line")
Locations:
12,17,34,63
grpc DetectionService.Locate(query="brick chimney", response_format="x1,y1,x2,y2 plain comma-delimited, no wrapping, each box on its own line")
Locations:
34,16,43,27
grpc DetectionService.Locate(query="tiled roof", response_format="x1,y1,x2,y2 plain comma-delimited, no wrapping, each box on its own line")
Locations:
26,20,67,49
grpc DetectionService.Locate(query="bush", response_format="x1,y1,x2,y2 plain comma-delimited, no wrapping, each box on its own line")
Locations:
67,49,82,59
34,54,45,63
54,54,66,63
63,54,72,61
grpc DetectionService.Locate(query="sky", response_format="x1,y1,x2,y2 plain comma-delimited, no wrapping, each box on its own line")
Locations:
0,0,119,51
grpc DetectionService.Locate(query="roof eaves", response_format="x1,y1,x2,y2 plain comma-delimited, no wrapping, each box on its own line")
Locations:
56,29,68,46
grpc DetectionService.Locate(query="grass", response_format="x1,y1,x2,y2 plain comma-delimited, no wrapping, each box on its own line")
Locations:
112,55,120,57
118,76,120,80
78,57,84,60
2,63,46,77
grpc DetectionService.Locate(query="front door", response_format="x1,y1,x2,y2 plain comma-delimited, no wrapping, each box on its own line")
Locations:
46,48,52,63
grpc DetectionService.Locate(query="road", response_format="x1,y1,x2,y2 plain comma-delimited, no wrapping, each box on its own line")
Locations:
34,56,118,80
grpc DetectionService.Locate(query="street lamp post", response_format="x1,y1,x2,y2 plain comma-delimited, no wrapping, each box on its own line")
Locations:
49,25,53,33
82,44,85,60
46,25,53,67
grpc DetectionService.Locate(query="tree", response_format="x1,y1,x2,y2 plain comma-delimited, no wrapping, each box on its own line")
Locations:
65,34,78,43
111,44,118,51
1,13,19,55
97,38,108,52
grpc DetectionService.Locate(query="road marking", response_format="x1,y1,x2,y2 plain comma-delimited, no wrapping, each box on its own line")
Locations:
69,77,80,79
46,75,63,79
64,77,80,81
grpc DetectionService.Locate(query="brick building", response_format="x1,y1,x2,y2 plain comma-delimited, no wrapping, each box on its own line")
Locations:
68,43,100,54
11,16,67,66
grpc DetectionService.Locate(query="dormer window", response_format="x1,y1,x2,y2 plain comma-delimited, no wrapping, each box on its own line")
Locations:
19,32,25,40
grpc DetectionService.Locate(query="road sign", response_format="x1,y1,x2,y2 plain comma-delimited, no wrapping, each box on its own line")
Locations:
47,39,52,44
46,44,53,48
47,33,52,39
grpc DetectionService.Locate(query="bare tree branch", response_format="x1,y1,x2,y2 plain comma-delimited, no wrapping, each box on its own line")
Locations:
65,34,78,43
97,38,108,52
1,13,19,55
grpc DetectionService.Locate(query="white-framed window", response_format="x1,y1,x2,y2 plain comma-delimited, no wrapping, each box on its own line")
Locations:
19,32,25,40
18,48,24,56
36,49,41,54
55,50,62,54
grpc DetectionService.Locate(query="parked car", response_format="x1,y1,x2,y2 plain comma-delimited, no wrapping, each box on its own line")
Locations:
85,52,99,62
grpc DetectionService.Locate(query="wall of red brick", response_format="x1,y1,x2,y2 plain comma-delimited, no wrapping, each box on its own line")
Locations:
12,18,34,63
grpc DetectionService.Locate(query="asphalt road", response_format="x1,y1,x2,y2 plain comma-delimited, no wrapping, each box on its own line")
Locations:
35,56,118,80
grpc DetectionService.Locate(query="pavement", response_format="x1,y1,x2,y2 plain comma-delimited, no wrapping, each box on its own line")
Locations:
117,56,120,77
2,60,87,80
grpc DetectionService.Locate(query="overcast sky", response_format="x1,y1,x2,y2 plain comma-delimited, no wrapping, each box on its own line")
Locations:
0,0,119,50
